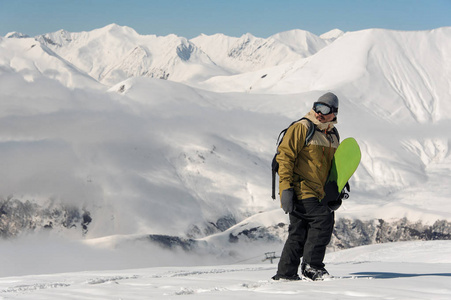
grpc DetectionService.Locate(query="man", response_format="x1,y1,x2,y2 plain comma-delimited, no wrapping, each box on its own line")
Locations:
272,92,340,281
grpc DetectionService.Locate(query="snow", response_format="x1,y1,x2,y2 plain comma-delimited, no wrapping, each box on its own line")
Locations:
1,24,451,298
0,241,450,299
320,28,345,41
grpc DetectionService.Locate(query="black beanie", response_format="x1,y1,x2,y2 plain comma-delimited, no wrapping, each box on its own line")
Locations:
317,92,339,109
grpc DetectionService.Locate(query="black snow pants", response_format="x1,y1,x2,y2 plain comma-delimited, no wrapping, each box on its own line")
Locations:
276,197,335,277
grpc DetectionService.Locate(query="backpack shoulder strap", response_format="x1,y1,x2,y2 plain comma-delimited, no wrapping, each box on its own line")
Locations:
331,127,340,143
275,118,302,145
301,117,316,145
276,117,315,146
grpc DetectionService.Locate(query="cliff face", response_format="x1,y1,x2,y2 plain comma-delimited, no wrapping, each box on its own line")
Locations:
1,197,450,254
226,217,451,250
330,218,451,250
0,197,91,238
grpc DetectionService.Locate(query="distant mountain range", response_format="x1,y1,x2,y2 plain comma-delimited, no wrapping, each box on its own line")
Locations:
4,24,342,86
4,24,450,124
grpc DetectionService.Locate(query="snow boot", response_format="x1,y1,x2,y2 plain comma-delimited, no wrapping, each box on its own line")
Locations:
271,274,301,281
302,264,331,281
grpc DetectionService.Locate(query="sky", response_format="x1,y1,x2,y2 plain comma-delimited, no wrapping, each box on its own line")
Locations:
0,0,450,38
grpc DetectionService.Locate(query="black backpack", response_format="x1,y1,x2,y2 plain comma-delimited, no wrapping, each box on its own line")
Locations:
271,118,339,200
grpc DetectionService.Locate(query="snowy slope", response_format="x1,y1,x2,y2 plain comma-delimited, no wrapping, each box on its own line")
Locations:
0,36,101,89
0,72,449,240
196,27,451,124
269,28,451,123
0,241,450,299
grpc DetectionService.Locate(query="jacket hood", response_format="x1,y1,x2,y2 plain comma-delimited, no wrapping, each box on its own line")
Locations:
304,109,337,131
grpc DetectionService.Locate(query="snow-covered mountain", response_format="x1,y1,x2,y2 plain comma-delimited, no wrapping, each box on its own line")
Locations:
1,24,451,274
0,35,101,89
29,24,341,86
33,24,227,86
190,29,329,73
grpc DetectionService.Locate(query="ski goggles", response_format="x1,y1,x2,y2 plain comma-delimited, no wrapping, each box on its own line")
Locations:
313,102,338,115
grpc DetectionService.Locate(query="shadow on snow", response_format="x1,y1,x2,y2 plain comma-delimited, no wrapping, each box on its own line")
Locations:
351,272,451,279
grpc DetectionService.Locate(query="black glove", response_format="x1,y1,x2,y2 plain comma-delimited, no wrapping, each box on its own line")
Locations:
281,188,295,214
327,198,342,211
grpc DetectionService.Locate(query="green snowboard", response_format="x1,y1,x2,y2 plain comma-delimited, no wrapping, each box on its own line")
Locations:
322,137,361,211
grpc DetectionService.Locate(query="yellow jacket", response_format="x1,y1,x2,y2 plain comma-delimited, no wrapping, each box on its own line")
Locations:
277,110,339,200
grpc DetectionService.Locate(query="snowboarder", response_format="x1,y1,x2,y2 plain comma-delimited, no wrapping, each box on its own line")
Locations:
272,92,340,281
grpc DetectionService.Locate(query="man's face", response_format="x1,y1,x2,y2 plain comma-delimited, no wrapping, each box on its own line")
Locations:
315,111,336,123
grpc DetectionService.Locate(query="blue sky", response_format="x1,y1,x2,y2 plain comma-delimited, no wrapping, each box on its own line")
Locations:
1,0,450,38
